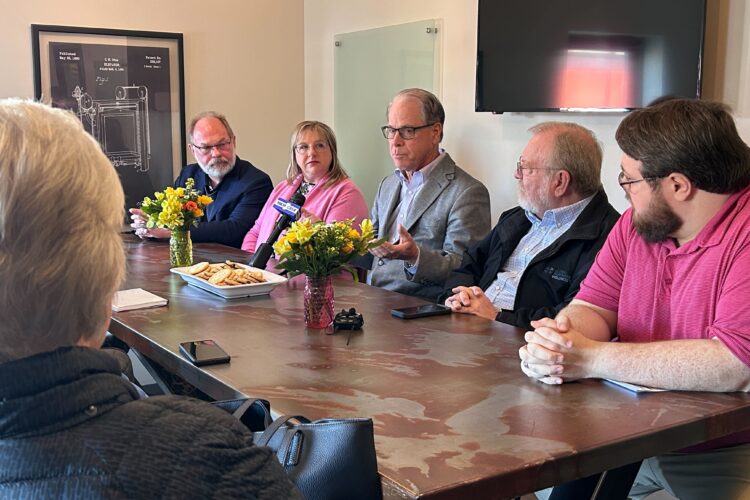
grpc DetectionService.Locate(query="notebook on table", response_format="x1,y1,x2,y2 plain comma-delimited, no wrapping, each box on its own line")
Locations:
112,288,168,312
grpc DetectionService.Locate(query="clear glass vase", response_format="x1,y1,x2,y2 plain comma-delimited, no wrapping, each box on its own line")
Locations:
304,276,335,329
169,228,193,267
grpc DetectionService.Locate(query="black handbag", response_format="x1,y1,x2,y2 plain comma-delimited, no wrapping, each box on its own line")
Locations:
217,400,382,500
254,415,381,500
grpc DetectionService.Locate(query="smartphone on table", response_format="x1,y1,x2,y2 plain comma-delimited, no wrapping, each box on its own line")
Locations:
179,339,231,366
391,303,452,320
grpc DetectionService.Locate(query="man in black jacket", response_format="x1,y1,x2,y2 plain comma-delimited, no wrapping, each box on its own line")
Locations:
0,100,300,499
443,122,620,329
131,111,273,248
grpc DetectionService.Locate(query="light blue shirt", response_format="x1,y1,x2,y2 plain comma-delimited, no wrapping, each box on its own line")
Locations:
391,150,445,274
390,150,445,242
484,195,594,310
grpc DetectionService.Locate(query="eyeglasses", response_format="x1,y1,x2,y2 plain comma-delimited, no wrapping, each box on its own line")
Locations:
618,171,663,191
294,142,330,154
381,122,437,140
191,139,233,154
515,160,558,176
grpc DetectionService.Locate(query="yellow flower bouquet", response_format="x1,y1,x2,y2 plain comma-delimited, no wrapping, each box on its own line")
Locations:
138,178,213,267
272,218,381,279
273,218,381,328
139,178,213,231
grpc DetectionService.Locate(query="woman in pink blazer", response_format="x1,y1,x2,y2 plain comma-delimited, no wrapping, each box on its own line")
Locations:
241,121,369,254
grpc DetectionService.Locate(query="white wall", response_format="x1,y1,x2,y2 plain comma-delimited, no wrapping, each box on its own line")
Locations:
0,0,305,182
2,0,748,206
304,0,750,219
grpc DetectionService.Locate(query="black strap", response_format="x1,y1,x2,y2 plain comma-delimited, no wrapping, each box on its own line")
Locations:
230,398,272,430
256,415,306,447
277,429,304,466
232,398,265,420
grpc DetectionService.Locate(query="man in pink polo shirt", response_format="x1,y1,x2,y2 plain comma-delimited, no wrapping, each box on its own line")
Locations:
521,99,750,499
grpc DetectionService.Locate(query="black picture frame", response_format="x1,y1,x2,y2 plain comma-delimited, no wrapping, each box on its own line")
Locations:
32,24,186,213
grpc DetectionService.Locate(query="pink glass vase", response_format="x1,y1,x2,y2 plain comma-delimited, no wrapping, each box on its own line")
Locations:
304,276,334,329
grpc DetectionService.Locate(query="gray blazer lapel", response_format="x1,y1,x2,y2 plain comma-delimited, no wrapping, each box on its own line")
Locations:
402,156,455,232
379,175,402,239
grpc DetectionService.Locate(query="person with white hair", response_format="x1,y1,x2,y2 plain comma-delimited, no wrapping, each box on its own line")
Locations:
0,100,300,498
442,122,619,329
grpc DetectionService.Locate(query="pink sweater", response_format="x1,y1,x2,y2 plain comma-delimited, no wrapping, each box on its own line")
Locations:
241,175,369,253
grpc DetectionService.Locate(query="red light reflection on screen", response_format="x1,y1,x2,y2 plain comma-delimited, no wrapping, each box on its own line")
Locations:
554,49,633,109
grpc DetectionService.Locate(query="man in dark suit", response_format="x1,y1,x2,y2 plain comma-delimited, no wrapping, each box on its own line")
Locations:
368,88,491,301
131,111,272,248
442,122,620,329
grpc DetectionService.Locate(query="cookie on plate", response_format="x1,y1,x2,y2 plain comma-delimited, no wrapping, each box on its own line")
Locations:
187,261,209,275
208,268,232,285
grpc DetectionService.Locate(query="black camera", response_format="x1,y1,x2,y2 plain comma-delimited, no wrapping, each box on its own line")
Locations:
333,308,364,331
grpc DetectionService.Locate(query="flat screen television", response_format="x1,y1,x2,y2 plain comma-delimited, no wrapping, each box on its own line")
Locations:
476,0,706,113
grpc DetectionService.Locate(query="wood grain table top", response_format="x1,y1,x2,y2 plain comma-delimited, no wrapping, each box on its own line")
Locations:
110,235,750,499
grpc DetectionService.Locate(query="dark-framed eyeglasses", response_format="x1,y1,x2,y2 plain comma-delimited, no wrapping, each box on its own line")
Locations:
294,142,330,154
190,139,233,154
617,171,663,191
380,122,437,140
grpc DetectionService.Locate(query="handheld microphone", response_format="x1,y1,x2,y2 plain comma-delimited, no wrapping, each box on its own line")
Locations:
249,191,306,269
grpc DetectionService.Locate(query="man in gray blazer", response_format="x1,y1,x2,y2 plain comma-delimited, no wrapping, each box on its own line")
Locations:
368,88,491,300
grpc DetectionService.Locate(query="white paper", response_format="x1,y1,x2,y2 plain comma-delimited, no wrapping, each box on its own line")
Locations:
604,379,667,393
112,288,167,312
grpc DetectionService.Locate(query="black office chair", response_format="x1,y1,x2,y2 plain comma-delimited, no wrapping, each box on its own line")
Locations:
350,253,373,283
548,461,642,500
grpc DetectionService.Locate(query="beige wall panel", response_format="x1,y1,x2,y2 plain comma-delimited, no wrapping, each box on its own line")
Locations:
305,0,750,218
0,0,304,183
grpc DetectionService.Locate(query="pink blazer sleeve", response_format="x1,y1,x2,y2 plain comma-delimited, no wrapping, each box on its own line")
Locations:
241,181,288,253
240,217,262,253
320,178,370,226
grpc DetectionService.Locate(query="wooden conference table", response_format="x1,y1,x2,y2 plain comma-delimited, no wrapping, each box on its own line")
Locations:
110,235,750,499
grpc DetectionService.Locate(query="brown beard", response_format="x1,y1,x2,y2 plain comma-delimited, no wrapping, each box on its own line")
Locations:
632,190,682,243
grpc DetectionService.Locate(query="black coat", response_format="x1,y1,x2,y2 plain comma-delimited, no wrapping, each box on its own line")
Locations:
175,157,273,248
442,190,620,329
0,347,301,499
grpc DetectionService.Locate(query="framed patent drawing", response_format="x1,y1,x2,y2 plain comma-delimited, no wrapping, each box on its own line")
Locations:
32,25,186,213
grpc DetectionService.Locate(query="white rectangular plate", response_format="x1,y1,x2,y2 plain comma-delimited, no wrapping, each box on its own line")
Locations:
170,263,287,299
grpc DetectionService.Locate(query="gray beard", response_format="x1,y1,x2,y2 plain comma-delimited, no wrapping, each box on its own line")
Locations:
199,155,235,181
518,192,550,218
